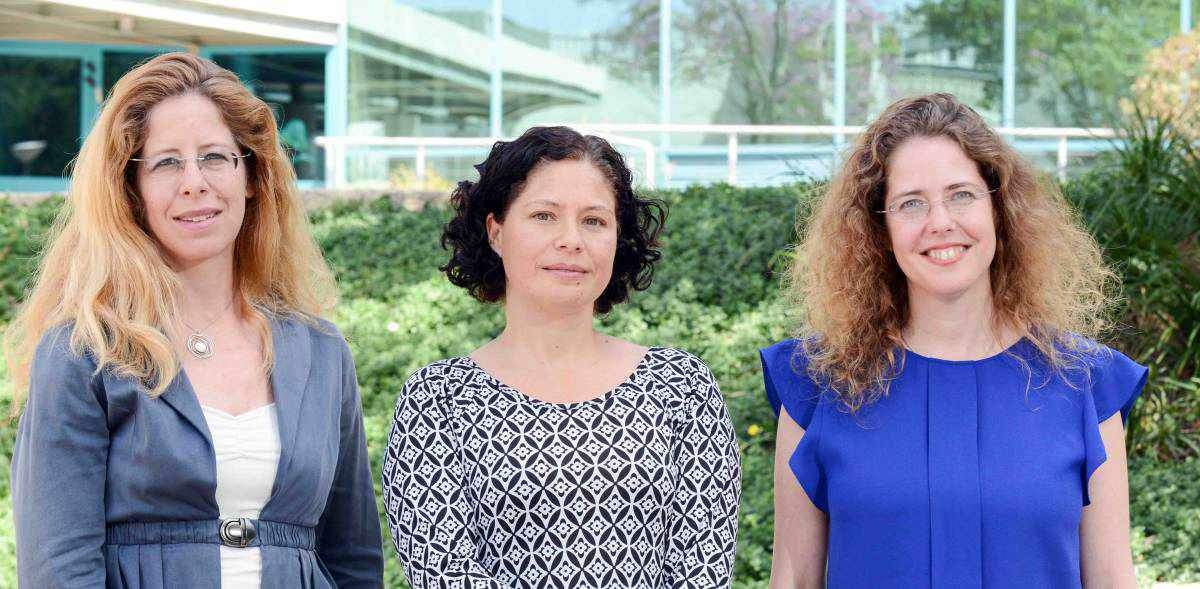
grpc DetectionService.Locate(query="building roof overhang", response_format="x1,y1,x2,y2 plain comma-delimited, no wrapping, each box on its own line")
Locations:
0,0,342,50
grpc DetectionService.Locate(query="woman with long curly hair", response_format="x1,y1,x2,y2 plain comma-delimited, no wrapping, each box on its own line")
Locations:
6,53,383,587
764,94,1144,588
381,126,741,587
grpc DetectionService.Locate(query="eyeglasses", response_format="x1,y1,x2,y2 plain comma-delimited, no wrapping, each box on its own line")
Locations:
130,151,251,184
875,188,994,223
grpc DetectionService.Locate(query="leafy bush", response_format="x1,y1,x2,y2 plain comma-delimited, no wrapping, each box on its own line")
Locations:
1063,112,1200,461
0,197,59,324
642,183,811,313
1130,458,1200,583
0,363,14,589
0,160,1195,585
311,198,451,300
1127,29,1200,140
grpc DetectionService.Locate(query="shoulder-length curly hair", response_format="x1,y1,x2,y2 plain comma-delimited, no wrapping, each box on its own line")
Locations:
441,126,666,314
790,93,1117,412
4,52,337,408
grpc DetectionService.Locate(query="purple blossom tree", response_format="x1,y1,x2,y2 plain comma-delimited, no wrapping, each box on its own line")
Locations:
601,0,899,131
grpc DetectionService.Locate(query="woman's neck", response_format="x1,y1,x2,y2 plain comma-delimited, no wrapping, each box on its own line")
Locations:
903,282,1015,361
491,297,604,367
174,253,238,325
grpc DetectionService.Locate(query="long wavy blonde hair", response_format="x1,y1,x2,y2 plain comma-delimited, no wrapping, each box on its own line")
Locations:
4,52,337,409
791,93,1117,412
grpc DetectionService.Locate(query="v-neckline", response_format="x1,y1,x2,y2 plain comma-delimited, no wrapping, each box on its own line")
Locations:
158,314,313,518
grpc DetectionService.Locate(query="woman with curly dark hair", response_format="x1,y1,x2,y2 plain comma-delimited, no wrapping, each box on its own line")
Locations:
381,126,741,588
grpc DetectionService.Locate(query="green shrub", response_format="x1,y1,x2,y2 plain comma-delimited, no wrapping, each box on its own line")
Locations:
643,183,812,313
0,197,60,324
732,442,775,589
0,362,14,589
0,163,1195,585
1130,458,1200,582
1063,113,1200,461
311,198,452,301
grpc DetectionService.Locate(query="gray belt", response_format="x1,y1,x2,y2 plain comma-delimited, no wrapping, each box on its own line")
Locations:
106,518,315,549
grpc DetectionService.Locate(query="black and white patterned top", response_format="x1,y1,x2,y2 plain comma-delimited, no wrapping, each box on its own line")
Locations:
381,347,742,588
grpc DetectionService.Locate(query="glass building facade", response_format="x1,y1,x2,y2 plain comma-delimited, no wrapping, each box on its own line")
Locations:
0,0,1193,191
0,43,333,191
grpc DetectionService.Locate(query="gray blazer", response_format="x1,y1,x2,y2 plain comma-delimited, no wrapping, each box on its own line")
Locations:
12,314,384,588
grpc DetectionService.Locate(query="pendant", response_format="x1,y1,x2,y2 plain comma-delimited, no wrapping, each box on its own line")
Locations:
186,333,214,359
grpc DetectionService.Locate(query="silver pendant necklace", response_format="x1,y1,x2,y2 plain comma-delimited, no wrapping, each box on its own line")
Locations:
181,299,234,360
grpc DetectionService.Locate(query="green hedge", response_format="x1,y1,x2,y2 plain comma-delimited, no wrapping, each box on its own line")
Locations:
0,198,58,325
310,187,1200,586
0,168,1196,586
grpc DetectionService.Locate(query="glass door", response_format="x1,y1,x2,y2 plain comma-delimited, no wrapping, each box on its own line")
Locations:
0,53,83,182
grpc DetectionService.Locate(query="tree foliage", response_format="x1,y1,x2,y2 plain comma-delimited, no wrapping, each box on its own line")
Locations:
911,0,1177,126
608,0,899,127
1128,28,1200,139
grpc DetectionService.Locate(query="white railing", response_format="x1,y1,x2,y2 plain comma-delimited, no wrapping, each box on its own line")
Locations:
579,123,1119,184
316,124,1118,189
315,133,656,190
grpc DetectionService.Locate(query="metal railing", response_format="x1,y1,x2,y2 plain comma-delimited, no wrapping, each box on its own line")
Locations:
316,124,1118,190
315,132,656,190
579,123,1119,184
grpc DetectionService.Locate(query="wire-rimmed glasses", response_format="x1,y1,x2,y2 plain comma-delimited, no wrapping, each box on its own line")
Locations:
875,187,995,223
130,151,251,185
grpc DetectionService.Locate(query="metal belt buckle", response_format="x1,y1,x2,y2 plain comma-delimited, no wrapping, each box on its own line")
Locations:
219,518,257,548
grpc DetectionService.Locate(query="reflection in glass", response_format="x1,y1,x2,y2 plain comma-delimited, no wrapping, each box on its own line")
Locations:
667,0,832,130
0,55,81,177
1014,0,1175,127
654,1,842,185
348,26,491,138
501,0,657,134
104,51,160,97
349,1,500,188
849,1,1000,125
212,53,327,181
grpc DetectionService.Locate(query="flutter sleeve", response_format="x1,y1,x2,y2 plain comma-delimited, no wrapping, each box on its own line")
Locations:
760,338,828,512
1080,344,1148,505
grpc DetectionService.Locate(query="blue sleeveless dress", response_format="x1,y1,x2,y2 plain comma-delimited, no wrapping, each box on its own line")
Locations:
761,338,1146,588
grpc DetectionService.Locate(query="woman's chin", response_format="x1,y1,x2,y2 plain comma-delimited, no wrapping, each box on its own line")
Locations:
161,241,236,271
910,276,991,304
521,288,601,312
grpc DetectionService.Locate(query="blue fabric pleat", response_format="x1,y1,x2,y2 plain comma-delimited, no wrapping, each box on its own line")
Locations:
116,545,139,589
926,363,983,588
139,544,164,589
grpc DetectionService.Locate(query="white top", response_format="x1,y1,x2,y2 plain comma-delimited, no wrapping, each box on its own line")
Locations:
201,403,281,589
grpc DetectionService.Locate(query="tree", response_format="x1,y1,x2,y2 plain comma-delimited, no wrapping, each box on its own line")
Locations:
605,0,899,130
1128,28,1200,138
909,0,1178,127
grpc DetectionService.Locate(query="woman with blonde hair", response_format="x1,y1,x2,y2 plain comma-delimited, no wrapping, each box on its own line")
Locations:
764,93,1144,588
7,52,383,587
